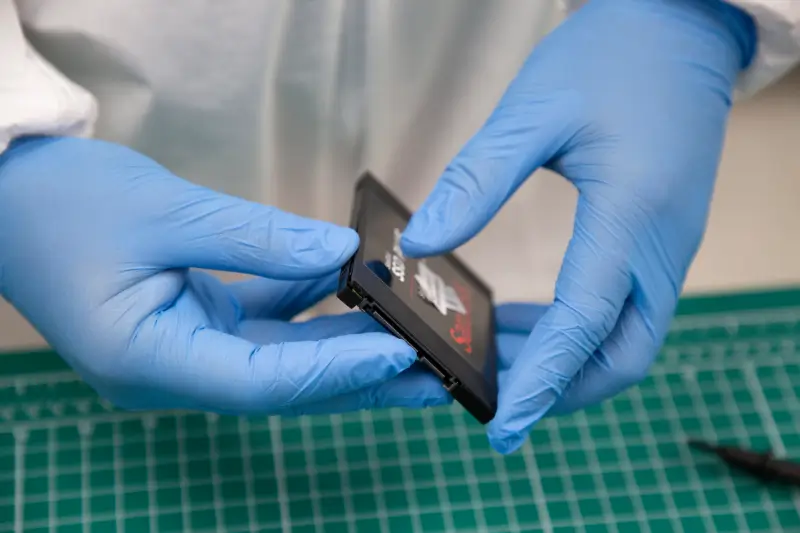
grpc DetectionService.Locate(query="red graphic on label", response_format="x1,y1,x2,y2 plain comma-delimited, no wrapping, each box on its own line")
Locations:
449,281,473,354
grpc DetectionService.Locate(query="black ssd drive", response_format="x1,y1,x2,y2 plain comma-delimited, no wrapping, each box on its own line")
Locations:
337,172,497,424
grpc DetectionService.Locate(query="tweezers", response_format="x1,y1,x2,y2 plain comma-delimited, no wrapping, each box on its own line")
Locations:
689,439,800,487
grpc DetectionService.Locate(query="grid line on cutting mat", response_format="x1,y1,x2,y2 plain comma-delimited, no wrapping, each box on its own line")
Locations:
1,292,800,532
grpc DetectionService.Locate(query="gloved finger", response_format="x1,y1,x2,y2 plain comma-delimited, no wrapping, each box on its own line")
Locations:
121,323,416,414
238,315,454,414
156,180,358,280
488,196,633,454
401,87,580,257
494,303,550,372
278,365,453,416
496,331,529,382
495,306,651,418
546,299,647,416
495,302,550,334
229,271,341,321
549,264,679,415
237,312,385,345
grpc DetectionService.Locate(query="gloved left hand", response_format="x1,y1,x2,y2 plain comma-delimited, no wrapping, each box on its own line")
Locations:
0,136,451,416
402,0,756,453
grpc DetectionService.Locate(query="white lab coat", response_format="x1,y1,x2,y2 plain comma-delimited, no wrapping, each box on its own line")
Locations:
1,0,799,304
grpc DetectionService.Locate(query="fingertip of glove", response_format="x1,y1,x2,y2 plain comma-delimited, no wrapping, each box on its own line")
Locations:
487,409,543,454
322,225,359,261
357,333,418,370
400,191,455,258
400,226,452,259
385,389,454,410
493,437,526,455
488,423,530,455
290,223,359,275
406,375,455,409
398,225,429,259
428,392,455,408
369,363,456,410
266,218,360,277
398,236,430,258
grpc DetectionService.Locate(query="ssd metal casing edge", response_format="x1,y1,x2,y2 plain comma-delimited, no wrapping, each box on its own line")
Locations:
338,172,498,424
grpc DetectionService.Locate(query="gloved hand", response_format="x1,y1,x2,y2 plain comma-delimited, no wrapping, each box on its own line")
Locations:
402,0,756,453
0,136,451,415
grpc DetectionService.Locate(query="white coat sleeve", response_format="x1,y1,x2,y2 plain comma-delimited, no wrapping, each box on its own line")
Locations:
561,0,800,98
725,1,800,96
0,0,97,155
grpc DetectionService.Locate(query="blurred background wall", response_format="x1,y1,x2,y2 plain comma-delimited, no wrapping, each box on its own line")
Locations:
1,66,798,352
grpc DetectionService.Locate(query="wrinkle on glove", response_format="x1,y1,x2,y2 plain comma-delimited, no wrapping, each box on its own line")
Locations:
0,136,451,415
402,0,756,453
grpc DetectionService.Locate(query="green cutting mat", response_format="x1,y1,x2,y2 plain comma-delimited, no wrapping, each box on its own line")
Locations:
2,288,800,533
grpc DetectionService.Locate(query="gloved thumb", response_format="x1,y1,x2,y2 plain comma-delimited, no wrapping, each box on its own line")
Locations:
154,180,358,280
401,89,580,256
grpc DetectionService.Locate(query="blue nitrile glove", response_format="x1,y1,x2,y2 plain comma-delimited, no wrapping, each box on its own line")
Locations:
402,0,756,453
0,136,451,415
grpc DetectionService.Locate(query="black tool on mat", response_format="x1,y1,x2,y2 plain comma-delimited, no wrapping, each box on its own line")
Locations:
689,439,800,487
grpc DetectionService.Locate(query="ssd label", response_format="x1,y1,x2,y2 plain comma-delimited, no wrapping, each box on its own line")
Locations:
415,260,466,317
448,280,473,355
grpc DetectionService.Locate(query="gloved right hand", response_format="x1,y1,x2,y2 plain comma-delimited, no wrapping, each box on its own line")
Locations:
0,136,451,415
401,0,755,453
